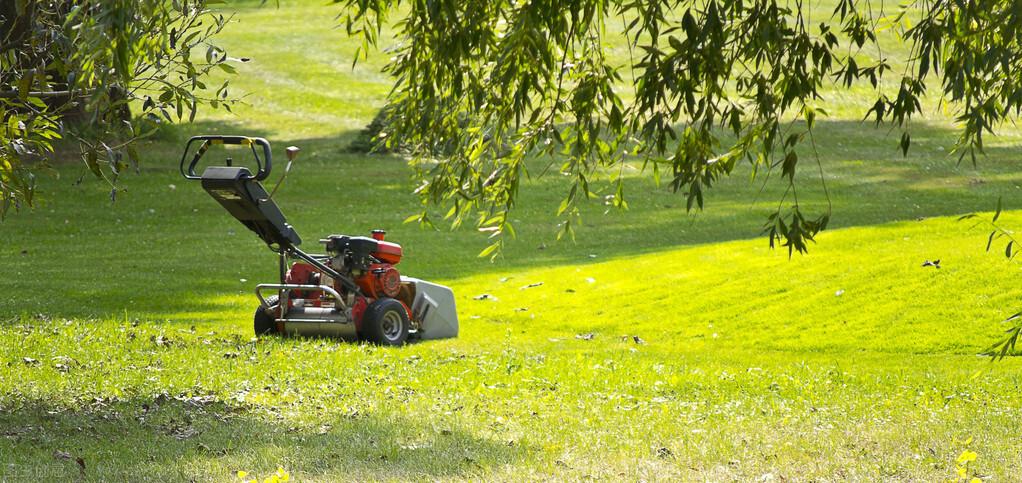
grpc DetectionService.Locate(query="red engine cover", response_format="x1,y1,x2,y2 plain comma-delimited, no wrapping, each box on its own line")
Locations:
373,240,403,264
355,263,401,298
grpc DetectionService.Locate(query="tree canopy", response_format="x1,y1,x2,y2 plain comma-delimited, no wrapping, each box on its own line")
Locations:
0,0,235,217
335,0,1022,256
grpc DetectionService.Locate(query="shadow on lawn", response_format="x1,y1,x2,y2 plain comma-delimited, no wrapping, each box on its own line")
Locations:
0,398,524,481
4,119,1022,320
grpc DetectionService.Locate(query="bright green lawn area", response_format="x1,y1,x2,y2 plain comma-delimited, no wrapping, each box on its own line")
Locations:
4,1,1022,481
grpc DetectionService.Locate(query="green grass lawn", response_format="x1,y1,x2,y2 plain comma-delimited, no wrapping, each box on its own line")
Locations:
4,1,1022,480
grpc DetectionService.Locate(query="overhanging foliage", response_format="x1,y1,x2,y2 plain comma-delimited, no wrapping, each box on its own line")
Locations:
335,0,1022,257
0,0,236,215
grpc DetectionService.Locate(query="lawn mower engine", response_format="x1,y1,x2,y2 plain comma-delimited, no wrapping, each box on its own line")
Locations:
266,231,458,344
179,134,458,346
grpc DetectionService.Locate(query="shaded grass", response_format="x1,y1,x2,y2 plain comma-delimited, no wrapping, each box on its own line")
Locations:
3,0,1022,480
2,312,1021,480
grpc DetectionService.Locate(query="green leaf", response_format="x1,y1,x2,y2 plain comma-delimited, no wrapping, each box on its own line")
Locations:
115,39,131,80
478,241,500,258
84,151,102,178
503,221,517,239
993,196,1003,222
126,144,141,173
782,151,798,180
16,76,31,100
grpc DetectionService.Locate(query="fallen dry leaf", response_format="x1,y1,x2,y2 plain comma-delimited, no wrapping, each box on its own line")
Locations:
151,334,172,347
172,427,198,440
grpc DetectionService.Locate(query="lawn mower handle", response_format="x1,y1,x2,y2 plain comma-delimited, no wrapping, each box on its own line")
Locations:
180,135,273,181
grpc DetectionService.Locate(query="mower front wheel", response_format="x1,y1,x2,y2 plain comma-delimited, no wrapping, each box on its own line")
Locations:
361,298,410,346
254,295,280,336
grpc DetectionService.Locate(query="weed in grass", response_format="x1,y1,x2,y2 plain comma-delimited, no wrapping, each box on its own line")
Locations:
236,467,290,483
950,437,983,483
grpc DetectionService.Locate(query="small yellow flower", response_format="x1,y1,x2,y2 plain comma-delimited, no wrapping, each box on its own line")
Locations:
957,450,978,464
237,471,248,479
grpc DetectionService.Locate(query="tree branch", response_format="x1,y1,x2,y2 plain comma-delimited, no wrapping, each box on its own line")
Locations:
0,89,93,99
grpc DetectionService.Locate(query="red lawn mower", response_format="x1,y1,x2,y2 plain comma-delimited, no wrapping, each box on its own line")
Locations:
179,135,458,345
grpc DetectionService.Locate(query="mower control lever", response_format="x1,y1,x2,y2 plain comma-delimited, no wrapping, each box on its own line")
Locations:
269,146,301,199
180,135,273,181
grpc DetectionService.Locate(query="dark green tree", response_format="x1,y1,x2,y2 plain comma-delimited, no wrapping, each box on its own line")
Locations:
1,0,236,215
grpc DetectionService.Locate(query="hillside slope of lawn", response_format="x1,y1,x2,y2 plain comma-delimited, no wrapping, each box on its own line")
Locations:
3,1,1022,481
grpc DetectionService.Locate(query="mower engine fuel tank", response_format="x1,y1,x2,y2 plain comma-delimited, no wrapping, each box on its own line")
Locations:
323,235,403,267
402,277,459,340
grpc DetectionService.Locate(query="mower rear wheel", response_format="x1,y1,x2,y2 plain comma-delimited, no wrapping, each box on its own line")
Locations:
361,298,410,346
254,295,280,336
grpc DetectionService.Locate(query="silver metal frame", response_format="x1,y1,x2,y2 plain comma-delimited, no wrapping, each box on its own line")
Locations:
255,283,348,311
